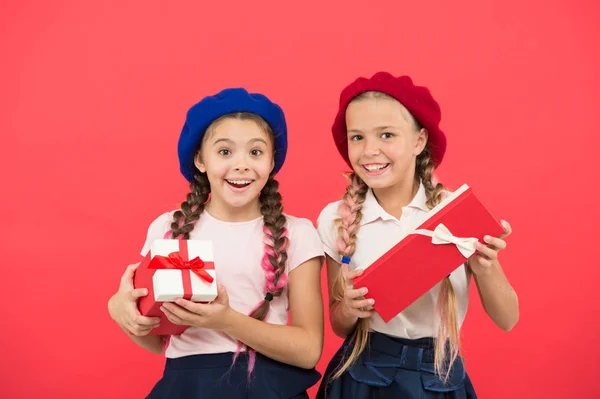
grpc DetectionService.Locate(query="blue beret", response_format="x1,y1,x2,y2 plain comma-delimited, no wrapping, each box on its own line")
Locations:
177,88,288,182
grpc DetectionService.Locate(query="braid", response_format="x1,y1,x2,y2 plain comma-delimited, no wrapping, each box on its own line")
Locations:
416,146,445,209
417,145,460,382
331,172,369,379
255,176,289,318
169,173,210,239
235,176,289,376
334,173,368,264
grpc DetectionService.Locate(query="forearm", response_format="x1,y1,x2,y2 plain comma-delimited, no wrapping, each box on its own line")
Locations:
473,262,519,331
118,325,165,354
329,301,358,338
222,310,322,369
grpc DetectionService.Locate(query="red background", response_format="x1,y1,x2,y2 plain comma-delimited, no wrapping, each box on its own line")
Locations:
1,1,598,398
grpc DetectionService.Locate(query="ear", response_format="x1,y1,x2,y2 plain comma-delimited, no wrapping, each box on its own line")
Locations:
414,128,429,156
193,152,206,173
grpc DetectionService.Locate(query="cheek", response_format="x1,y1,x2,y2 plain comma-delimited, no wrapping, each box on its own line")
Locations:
383,142,411,162
204,157,228,178
249,156,274,178
347,142,362,162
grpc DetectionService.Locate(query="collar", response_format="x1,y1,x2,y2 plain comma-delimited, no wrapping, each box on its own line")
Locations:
359,181,429,226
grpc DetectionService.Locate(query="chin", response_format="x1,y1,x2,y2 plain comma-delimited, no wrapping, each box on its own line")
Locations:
223,196,259,209
363,179,395,190
354,172,391,189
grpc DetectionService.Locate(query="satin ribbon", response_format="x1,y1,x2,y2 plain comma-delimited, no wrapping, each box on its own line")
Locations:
412,223,478,258
149,240,214,300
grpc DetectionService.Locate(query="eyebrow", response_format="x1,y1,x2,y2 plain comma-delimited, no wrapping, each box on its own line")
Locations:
213,138,233,145
248,138,268,145
212,137,268,145
347,126,398,134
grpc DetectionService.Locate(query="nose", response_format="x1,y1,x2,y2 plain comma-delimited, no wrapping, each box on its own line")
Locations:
363,137,381,157
233,154,250,172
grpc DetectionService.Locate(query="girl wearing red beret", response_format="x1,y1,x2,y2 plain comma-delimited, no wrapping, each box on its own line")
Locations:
315,72,519,399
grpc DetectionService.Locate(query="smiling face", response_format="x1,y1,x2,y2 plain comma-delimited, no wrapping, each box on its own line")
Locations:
194,114,275,216
345,92,428,191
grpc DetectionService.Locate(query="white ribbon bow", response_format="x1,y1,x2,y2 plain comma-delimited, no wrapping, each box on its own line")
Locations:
412,223,478,258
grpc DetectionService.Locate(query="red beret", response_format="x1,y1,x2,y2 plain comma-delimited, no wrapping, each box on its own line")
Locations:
332,72,447,168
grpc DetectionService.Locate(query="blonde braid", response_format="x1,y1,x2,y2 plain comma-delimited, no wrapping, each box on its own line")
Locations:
331,172,369,379
417,146,460,382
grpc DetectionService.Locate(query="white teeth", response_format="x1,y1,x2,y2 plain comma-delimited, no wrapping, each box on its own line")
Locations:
227,179,252,185
364,164,387,171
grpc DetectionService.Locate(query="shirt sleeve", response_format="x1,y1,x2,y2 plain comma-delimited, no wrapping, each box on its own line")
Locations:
286,217,325,273
140,211,174,256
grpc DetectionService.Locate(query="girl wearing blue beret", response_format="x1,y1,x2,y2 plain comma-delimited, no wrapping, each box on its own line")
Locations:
108,88,325,398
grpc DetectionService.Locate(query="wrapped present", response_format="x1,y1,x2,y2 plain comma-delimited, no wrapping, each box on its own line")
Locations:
352,184,505,322
134,239,217,335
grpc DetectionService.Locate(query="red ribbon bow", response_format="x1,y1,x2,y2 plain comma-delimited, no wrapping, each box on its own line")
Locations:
150,251,214,284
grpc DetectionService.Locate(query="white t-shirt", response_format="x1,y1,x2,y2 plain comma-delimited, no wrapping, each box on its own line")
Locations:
140,210,324,358
317,183,470,339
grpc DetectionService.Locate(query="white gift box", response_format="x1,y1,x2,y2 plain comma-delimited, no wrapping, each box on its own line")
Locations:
147,239,217,302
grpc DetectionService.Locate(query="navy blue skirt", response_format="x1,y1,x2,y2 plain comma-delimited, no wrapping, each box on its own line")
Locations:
316,332,477,399
146,352,321,398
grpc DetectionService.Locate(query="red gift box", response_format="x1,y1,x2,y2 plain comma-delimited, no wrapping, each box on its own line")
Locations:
134,239,217,336
352,184,505,322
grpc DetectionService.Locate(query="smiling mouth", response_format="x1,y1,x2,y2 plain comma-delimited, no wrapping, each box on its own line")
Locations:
362,163,390,174
225,179,253,188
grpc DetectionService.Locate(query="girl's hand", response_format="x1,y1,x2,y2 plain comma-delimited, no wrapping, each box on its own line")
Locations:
160,284,235,331
108,263,161,336
469,220,512,276
339,264,375,319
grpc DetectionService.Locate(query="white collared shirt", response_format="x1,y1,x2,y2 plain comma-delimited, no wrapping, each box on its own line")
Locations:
317,183,470,339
